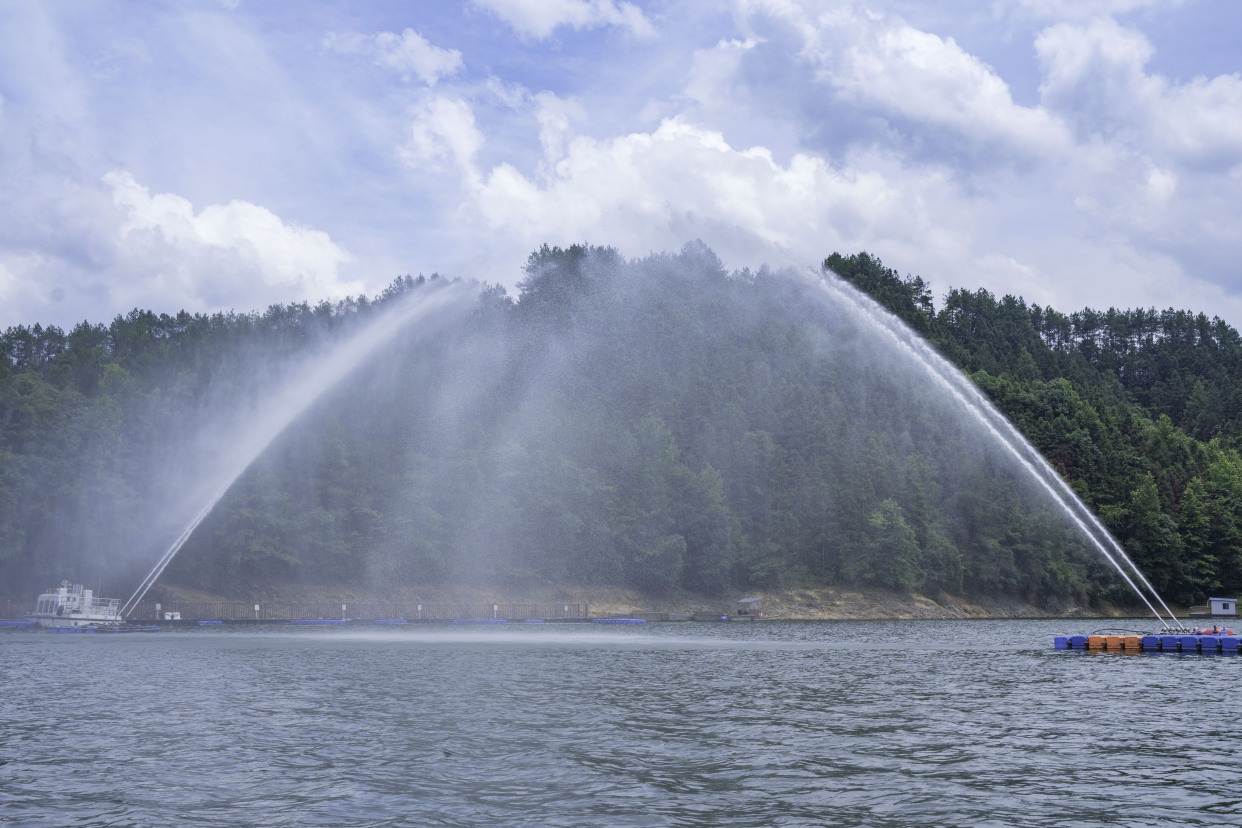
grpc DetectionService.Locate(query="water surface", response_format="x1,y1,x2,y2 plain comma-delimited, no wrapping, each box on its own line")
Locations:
2,619,1237,826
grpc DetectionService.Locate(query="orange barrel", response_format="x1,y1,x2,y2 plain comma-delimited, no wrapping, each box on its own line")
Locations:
1088,635,1107,649
1105,635,1124,649
1122,635,1143,650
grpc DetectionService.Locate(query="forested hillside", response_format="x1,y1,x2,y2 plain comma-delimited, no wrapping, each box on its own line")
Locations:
828,252,1242,605
2,244,1239,608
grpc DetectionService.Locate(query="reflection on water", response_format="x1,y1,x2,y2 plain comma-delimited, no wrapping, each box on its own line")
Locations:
2,620,1238,827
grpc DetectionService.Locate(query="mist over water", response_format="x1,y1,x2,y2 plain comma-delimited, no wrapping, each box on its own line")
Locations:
166,243,1124,601
7,242,1139,607
122,283,476,612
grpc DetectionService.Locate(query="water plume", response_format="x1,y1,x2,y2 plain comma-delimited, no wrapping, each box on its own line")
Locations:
814,268,1184,630
121,282,476,616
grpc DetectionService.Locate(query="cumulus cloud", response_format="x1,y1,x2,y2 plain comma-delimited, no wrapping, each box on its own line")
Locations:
400,0,1242,326
103,170,359,308
684,39,757,109
729,2,1070,165
399,96,485,175
5,0,1242,331
469,0,655,39
832,23,1070,158
324,28,463,85
461,117,965,276
1036,18,1242,167
532,91,587,165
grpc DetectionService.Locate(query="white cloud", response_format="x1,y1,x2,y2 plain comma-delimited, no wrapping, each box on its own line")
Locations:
5,0,1242,333
462,117,966,275
1036,18,1242,167
684,39,756,109
730,2,1070,163
486,76,531,109
399,96,484,175
833,23,1071,157
324,28,462,85
533,91,586,165
103,170,359,308
469,0,655,39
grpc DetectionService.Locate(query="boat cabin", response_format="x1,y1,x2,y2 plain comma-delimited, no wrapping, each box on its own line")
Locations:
1209,597,1238,617
30,581,122,627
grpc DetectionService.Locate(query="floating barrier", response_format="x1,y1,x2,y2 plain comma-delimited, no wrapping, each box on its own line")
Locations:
372,619,408,625
0,620,36,629
198,620,223,625
592,618,647,624
290,619,346,626
450,618,509,624
1056,633,1242,653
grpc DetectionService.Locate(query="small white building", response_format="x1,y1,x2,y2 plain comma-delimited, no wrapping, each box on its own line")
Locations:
1209,597,1238,616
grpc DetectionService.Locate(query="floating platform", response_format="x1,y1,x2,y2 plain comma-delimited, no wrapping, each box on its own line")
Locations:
1055,634,1242,653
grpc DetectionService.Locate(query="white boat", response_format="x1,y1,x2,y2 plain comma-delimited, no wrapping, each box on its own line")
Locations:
29,581,123,628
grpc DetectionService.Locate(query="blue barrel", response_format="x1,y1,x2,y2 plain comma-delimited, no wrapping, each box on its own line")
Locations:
1054,636,1069,649
1141,635,1161,651
1201,635,1223,652
1180,635,1202,651
1161,635,1181,651
1222,636,1242,654
1068,635,1088,649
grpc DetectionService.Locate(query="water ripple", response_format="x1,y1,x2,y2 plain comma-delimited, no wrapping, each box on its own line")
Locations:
3,620,1241,826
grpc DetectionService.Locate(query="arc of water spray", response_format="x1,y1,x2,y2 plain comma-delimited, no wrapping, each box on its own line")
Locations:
121,283,475,618
120,494,225,618
815,271,1185,631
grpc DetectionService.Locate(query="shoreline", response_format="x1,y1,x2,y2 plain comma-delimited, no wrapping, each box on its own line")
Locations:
0,583,1161,623
126,582,1148,622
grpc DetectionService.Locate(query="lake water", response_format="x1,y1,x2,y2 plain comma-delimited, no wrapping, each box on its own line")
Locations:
2,619,1239,827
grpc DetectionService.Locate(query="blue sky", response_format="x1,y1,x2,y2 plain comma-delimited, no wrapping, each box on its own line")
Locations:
2,0,1240,328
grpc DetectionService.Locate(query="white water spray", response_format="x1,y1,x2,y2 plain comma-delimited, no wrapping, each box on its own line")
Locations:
816,270,1185,630
121,283,476,617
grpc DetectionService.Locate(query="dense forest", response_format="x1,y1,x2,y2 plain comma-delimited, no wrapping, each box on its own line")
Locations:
827,252,1242,605
2,244,1240,609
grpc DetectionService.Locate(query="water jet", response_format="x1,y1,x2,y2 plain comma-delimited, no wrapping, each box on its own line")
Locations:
119,281,475,618
816,267,1186,632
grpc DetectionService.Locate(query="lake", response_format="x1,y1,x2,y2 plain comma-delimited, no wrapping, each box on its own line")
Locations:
2,619,1239,826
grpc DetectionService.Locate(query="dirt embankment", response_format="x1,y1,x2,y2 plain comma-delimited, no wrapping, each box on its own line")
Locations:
156,581,1140,620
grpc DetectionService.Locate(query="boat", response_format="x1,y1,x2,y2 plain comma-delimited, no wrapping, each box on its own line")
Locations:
29,581,123,628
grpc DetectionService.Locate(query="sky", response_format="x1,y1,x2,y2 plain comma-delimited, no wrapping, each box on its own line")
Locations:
1,0,1240,329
